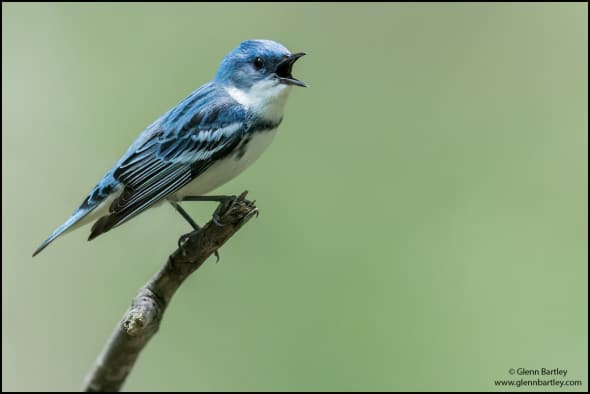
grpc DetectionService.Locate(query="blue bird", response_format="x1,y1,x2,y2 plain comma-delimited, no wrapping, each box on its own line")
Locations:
33,39,306,256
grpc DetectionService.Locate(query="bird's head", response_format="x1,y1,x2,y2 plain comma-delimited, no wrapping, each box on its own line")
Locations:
215,40,307,91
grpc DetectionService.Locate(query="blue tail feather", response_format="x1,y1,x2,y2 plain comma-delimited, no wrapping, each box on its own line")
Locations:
32,173,120,257
32,208,93,257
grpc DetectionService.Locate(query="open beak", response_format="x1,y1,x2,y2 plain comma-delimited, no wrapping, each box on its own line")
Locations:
276,52,307,87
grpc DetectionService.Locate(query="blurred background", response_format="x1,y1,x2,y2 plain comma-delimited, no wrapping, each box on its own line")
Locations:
2,3,587,391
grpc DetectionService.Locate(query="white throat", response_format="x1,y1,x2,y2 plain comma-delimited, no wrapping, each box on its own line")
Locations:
225,80,291,122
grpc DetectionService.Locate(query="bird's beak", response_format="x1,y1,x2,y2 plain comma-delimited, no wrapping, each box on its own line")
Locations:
276,52,307,87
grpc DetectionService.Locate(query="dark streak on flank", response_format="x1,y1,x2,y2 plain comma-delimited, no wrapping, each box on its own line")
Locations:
234,117,283,161
235,135,252,160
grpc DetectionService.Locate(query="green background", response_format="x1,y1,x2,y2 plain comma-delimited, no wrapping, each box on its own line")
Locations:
2,3,587,391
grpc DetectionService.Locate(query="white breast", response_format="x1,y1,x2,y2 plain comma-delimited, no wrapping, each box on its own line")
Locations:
175,128,278,198
175,80,291,199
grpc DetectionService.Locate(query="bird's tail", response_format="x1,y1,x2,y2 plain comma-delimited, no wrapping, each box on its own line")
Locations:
32,175,120,257
32,207,94,257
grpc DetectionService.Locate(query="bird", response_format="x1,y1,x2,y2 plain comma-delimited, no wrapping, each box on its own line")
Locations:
33,39,306,257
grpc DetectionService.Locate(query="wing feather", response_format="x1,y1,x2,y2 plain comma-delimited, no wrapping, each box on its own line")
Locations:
88,84,247,239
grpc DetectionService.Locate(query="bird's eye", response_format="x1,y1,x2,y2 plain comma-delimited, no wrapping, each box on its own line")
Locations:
253,57,264,70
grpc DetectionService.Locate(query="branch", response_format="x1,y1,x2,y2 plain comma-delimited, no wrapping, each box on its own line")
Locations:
83,192,258,392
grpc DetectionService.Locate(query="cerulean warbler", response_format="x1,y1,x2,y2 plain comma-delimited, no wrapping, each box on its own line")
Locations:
33,39,306,256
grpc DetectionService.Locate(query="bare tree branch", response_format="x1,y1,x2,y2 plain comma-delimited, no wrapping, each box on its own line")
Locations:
83,192,258,392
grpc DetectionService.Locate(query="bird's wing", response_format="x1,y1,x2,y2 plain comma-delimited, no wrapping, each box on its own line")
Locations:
89,84,248,239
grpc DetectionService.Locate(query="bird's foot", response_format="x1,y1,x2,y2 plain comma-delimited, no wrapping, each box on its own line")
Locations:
177,230,196,249
212,191,258,226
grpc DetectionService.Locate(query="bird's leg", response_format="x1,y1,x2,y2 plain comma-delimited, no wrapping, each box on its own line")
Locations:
182,191,258,227
182,195,247,227
181,195,237,203
171,201,200,249
170,201,219,261
171,200,200,231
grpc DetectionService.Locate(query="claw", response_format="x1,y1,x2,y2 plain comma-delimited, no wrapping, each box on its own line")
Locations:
210,191,258,226
213,216,224,227
212,195,238,226
246,208,259,220
177,232,192,249
212,202,224,226
177,230,200,256
249,200,259,217
214,250,220,262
